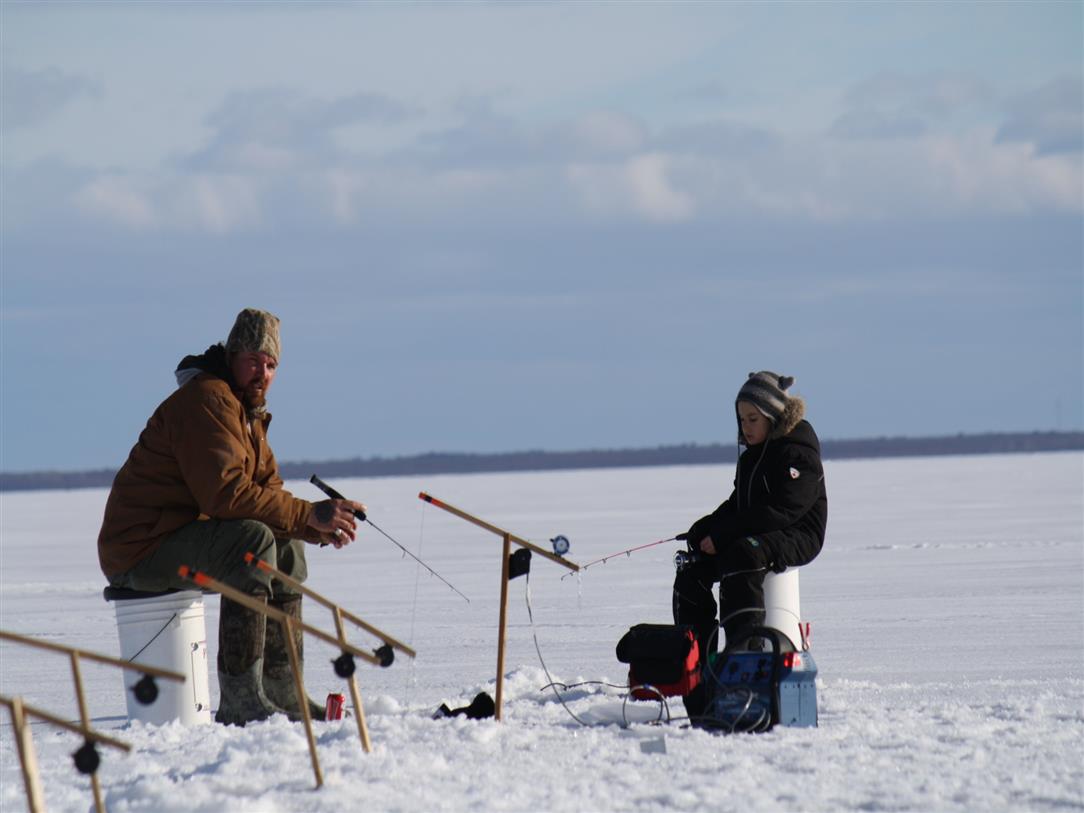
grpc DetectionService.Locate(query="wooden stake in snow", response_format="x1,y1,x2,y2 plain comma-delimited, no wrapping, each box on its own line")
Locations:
417,492,580,721
242,553,416,754
0,630,181,813
3,696,46,813
178,567,334,788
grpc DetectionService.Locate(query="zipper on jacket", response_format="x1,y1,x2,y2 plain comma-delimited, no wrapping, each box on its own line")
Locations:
746,441,769,507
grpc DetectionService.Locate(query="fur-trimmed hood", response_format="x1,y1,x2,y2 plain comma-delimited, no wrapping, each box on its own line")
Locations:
737,395,807,444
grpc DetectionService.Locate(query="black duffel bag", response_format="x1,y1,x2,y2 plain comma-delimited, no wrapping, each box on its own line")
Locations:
616,623,701,699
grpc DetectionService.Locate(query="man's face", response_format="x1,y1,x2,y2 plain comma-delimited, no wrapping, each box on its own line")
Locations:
230,351,277,411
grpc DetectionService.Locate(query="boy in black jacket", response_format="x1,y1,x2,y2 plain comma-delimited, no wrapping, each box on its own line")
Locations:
674,371,827,658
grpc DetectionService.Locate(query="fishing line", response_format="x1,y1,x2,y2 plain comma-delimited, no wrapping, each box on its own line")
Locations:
409,500,428,645
621,685,671,727
539,679,629,692
523,570,592,727
310,474,469,603
406,499,428,700
524,572,671,729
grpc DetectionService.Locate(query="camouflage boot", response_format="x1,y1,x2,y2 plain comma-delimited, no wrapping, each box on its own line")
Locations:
263,595,327,722
214,594,289,726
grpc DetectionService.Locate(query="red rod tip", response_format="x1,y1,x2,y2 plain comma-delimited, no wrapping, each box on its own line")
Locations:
177,565,190,578
243,552,254,564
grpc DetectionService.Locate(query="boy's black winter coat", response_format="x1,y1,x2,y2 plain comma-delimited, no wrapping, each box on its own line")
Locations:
689,419,827,570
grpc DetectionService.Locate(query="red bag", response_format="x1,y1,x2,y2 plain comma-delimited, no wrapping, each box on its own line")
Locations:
616,624,701,699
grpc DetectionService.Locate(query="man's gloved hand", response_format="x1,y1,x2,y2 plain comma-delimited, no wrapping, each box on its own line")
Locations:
307,498,366,548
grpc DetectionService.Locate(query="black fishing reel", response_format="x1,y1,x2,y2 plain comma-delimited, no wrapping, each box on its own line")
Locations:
674,549,703,572
131,674,159,706
374,644,394,668
333,652,356,678
73,740,100,775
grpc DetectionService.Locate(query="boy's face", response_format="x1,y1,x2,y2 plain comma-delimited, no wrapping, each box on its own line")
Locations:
737,401,771,446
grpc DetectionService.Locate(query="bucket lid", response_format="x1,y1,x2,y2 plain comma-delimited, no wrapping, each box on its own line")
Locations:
103,586,187,602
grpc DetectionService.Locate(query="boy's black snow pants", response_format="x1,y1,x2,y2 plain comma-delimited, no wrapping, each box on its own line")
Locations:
672,558,766,656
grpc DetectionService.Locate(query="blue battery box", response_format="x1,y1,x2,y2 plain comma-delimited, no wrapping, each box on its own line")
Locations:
700,628,818,733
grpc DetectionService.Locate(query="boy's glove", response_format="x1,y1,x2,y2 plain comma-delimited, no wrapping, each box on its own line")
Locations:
683,521,710,549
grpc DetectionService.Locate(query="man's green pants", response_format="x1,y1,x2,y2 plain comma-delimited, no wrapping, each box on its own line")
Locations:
110,518,307,597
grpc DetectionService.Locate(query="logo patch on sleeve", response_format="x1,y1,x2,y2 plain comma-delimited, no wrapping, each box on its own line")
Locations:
789,467,800,479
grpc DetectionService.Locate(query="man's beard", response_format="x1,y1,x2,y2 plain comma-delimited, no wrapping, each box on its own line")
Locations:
240,383,268,417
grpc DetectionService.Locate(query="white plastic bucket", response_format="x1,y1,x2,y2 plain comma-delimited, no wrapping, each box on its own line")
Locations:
112,590,211,726
763,569,803,650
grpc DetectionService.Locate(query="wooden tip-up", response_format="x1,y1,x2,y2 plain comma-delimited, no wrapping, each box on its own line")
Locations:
240,555,416,659
416,492,580,572
0,695,132,752
177,567,383,667
0,630,186,683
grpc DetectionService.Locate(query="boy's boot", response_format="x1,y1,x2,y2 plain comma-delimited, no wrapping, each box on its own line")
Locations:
215,594,289,726
721,607,767,652
262,594,327,721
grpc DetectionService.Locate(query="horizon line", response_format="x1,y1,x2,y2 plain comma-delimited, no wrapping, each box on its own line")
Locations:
1,429,1080,483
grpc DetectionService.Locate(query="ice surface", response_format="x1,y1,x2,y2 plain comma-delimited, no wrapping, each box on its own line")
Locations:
2,452,1082,812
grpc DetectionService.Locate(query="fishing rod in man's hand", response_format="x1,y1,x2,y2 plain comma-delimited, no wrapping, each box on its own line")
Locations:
310,474,470,603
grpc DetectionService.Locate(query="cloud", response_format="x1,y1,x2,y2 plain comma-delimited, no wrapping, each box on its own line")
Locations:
177,174,262,233
831,71,994,140
1,64,102,129
658,120,779,156
72,172,262,232
681,80,729,102
832,72,1083,158
996,76,1083,155
567,152,694,222
413,98,648,170
625,153,695,220
39,119,1084,234
73,175,156,229
563,111,647,157
829,108,926,140
845,72,993,117
182,87,416,171
11,72,1082,237
414,100,535,168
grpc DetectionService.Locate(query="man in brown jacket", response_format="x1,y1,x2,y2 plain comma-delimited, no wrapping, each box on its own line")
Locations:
98,308,365,725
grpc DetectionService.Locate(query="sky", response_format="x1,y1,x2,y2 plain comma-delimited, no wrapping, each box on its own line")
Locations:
1,1,1081,473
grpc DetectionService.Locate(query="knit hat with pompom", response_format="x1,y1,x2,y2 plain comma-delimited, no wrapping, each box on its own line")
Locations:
736,370,794,424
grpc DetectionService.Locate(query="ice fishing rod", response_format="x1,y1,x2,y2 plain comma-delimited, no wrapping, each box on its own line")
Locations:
560,535,682,580
309,474,470,603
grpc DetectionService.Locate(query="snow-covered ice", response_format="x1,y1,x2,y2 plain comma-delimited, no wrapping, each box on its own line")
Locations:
2,452,1082,812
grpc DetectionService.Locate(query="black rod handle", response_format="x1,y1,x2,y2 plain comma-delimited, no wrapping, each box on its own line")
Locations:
310,474,367,521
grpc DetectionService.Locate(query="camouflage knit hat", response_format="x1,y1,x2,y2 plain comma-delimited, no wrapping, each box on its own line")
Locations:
736,370,794,424
226,308,281,362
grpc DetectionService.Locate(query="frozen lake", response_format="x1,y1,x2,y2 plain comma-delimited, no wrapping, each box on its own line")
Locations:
2,452,1082,812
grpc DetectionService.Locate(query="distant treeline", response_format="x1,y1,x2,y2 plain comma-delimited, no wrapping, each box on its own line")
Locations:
2,431,1081,493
